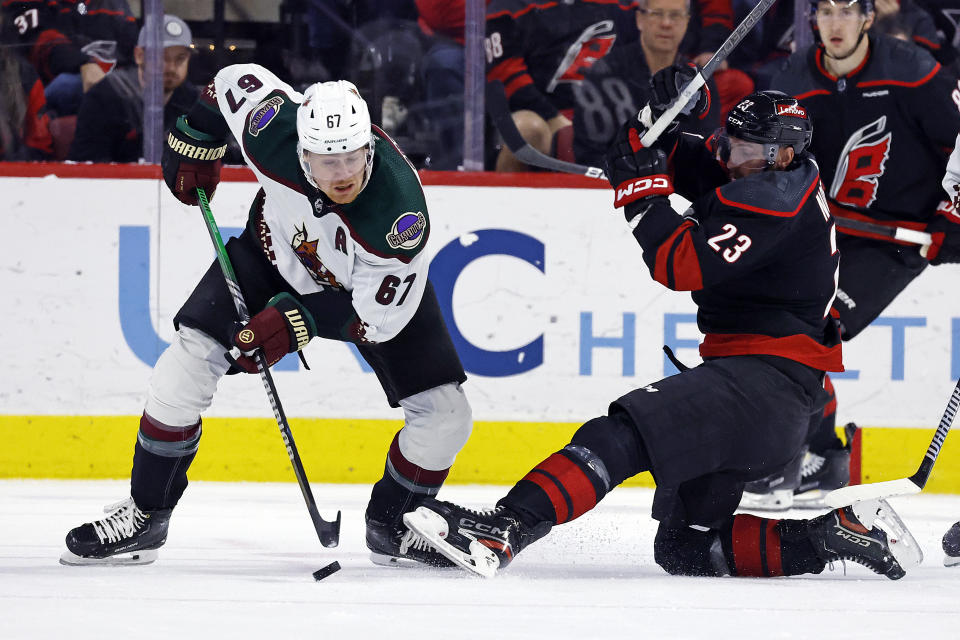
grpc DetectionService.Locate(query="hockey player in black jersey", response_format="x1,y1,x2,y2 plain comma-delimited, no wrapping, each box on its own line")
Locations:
60,66,471,568
485,0,640,171
742,0,960,510
400,73,921,580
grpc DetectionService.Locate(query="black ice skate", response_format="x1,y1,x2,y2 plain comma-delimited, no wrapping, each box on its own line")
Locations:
793,423,857,508
739,446,806,511
943,520,960,567
365,515,454,568
403,499,550,578
60,497,171,566
807,498,922,580
740,423,856,511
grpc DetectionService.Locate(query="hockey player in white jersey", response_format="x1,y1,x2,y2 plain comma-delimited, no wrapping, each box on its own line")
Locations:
61,65,471,568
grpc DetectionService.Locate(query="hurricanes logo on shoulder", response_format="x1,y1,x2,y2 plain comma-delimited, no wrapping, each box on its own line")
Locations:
386,212,427,250
248,96,284,137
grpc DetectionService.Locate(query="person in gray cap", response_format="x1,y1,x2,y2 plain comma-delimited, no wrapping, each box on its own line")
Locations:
68,14,198,163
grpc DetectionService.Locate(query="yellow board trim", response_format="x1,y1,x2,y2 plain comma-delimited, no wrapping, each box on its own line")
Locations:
1,416,957,493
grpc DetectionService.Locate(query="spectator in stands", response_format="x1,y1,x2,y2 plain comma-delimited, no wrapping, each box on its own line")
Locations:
682,0,755,116
682,0,734,66
573,0,722,167
304,0,419,80
728,0,795,91
69,14,197,163
0,1,137,116
485,0,639,172
416,0,466,169
871,0,943,56
0,39,52,161
914,0,959,71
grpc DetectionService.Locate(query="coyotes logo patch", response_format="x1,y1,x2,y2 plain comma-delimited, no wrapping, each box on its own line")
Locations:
291,223,342,289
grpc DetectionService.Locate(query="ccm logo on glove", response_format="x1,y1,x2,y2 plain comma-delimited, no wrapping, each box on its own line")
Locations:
614,175,673,208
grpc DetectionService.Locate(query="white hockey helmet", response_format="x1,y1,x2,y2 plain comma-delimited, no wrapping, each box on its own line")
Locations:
296,80,375,191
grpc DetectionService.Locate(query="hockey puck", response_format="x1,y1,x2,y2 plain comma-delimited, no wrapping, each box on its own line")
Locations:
312,561,341,581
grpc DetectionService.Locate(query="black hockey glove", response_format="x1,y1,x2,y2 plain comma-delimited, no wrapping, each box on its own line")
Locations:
162,115,228,206
228,293,317,373
649,63,710,126
605,120,673,222
926,216,960,265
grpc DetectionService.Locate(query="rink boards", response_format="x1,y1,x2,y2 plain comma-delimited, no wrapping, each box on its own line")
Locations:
1,164,957,491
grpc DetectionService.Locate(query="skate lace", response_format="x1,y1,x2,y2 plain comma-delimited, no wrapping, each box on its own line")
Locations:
398,528,437,554
832,554,886,575
800,452,826,479
91,498,147,544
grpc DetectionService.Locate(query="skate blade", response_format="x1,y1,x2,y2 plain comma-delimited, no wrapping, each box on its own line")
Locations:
368,552,431,569
860,499,924,569
403,507,499,578
738,489,793,511
944,554,960,568
791,489,830,509
59,549,158,566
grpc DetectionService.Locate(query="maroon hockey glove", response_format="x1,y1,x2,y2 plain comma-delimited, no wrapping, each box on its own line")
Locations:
649,63,710,124
228,294,318,373
162,116,227,206
926,217,960,264
605,121,673,218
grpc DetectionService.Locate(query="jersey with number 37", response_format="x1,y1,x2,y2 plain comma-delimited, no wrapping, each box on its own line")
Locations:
203,64,430,344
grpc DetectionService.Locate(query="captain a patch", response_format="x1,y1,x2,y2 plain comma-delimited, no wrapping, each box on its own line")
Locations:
386,212,427,250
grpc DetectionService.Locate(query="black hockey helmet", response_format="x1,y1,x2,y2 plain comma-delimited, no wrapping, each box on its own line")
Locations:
723,90,813,164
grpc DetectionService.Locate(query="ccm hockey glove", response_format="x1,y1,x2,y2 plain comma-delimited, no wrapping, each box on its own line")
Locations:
162,115,228,206
605,120,673,222
229,293,318,373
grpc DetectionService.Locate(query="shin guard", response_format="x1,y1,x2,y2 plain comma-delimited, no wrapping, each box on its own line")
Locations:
722,514,824,577
504,445,610,525
131,413,200,510
367,432,450,524
501,412,649,527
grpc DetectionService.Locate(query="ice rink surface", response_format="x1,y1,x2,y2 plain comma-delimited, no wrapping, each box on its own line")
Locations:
2,479,958,640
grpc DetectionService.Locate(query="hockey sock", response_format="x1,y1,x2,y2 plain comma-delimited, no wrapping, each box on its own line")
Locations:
130,413,200,510
500,411,651,527
807,374,842,453
367,432,450,524
721,514,824,577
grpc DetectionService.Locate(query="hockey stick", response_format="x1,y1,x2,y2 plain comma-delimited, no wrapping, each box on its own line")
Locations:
486,80,606,179
834,217,933,255
195,187,342,548
639,0,778,146
488,0,778,174
825,377,960,508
